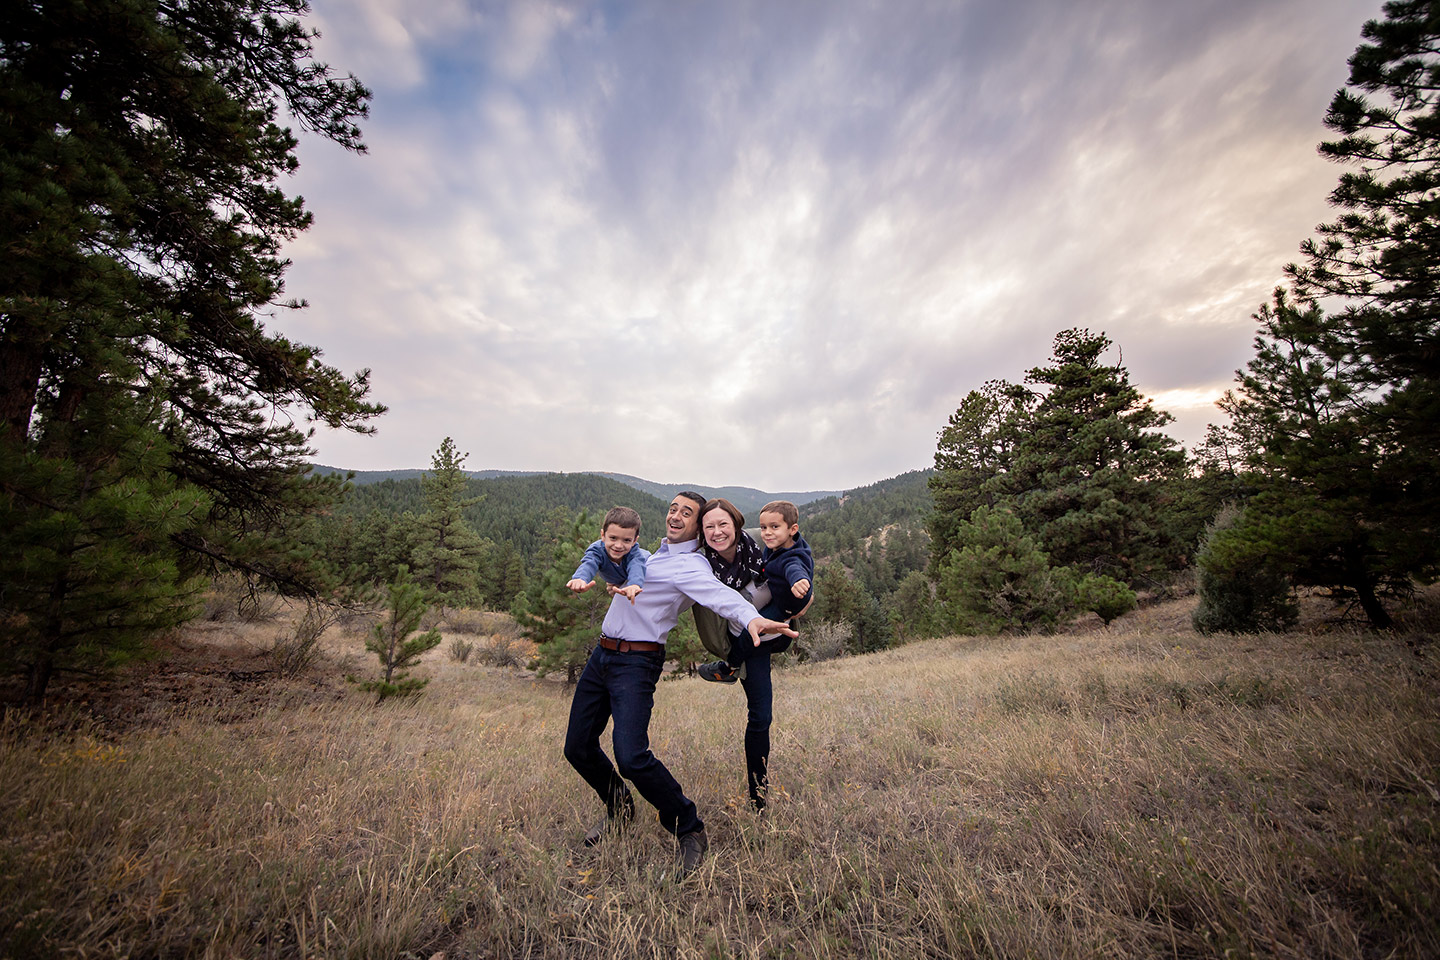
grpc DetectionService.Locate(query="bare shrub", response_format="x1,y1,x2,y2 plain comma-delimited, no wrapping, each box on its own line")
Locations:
473,634,523,668
443,610,484,635
420,605,445,631
796,619,850,662
202,574,248,622
336,605,379,633
446,609,520,638
269,601,340,678
447,637,474,663
236,587,282,624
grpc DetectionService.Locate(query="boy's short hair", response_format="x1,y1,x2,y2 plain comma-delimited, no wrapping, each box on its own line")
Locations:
759,500,799,526
602,506,642,533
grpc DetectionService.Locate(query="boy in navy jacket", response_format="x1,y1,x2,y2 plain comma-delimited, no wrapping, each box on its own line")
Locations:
566,506,650,603
699,500,812,682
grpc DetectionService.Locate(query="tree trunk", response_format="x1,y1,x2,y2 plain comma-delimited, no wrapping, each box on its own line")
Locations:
1346,546,1393,629
26,654,53,705
1354,579,1393,629
0,341,42,443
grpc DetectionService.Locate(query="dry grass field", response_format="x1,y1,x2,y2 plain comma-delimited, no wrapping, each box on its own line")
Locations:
1,596,1437,959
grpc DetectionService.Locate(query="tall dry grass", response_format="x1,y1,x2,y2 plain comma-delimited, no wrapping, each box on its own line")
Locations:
1,598,1436,958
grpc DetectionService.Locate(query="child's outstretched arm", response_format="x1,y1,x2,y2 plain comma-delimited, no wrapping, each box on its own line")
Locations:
567,542,605,593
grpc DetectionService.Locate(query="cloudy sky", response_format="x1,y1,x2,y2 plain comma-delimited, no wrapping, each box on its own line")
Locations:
281,0,1382,491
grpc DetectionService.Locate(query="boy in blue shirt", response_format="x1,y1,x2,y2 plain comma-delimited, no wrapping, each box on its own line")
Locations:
567,506,649,603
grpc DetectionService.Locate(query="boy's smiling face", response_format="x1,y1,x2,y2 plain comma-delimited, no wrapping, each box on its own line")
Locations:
602,525,638,561
758,511,799,550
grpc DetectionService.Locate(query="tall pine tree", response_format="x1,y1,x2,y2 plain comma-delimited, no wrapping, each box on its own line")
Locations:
1281,0,1440,604
411,437,485,612
1006,329,1186,585
1,0,381,699
1217,291,1417,626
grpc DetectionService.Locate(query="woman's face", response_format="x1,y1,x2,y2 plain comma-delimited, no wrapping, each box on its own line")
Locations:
702,507,738,557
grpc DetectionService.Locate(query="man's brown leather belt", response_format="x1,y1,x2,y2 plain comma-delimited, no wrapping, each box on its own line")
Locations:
598,635,664,653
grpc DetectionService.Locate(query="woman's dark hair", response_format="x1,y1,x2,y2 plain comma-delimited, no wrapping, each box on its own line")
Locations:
700,498,746,536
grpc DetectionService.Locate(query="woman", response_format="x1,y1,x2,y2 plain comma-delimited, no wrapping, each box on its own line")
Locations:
692,497,801,812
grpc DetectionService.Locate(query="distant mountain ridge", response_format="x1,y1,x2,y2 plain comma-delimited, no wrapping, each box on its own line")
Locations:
588,473,843,520
310,464,846,519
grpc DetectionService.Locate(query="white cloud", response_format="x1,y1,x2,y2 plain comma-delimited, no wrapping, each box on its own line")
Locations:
283,0,1385,489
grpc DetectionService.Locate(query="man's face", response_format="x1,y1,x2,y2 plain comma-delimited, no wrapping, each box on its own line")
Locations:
665,495,702,542
602,525,638,561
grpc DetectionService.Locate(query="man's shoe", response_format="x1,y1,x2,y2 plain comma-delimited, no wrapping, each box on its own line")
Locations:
697,661,738,684
676,827,708,875
582,801,634,847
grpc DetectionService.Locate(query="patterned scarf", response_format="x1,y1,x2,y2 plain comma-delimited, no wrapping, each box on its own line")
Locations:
703,530,764,591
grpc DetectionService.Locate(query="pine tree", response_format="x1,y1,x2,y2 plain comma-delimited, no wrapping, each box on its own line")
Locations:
0,387,210,698
1006,329,1187,585
516,514,609,683
1218,290,1415,626
1,1,381,700
927,380,1034,565
410,438,485,612
1192,504,1299,634
886,570,943,642
1070,572,1137,627
934,506,1073,635
807,563,891,654
1278,0,1440,607
356,566,441,701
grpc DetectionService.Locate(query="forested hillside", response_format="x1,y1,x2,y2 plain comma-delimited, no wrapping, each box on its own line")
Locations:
312,465,545,485
801,469,933,555
315,465,843,520
336,472,669,561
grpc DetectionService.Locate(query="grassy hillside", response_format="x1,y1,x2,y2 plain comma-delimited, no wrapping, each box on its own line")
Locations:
4,598,1437,958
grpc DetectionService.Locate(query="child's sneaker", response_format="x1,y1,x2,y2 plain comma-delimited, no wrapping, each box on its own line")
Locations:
697,660,739,683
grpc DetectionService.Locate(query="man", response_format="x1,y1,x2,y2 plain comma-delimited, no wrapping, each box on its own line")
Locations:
562,491,797,875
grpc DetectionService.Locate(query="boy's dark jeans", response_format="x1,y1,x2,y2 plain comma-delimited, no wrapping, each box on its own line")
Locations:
723,598,794,668
563,643,703,837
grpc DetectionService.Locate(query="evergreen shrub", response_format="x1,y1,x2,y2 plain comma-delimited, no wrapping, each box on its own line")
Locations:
1192,505,1298,634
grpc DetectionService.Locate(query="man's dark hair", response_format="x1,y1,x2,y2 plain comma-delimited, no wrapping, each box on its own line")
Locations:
676,490,707,511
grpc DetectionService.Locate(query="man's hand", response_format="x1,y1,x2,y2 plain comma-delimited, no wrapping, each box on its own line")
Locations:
747,617,798,646
615,584,642,604
566,578,593,594
790,578,811,598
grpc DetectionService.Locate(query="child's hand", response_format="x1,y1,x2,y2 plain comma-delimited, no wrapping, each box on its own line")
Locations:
616,585,642,604
566,578,593,593
791,578,811,598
